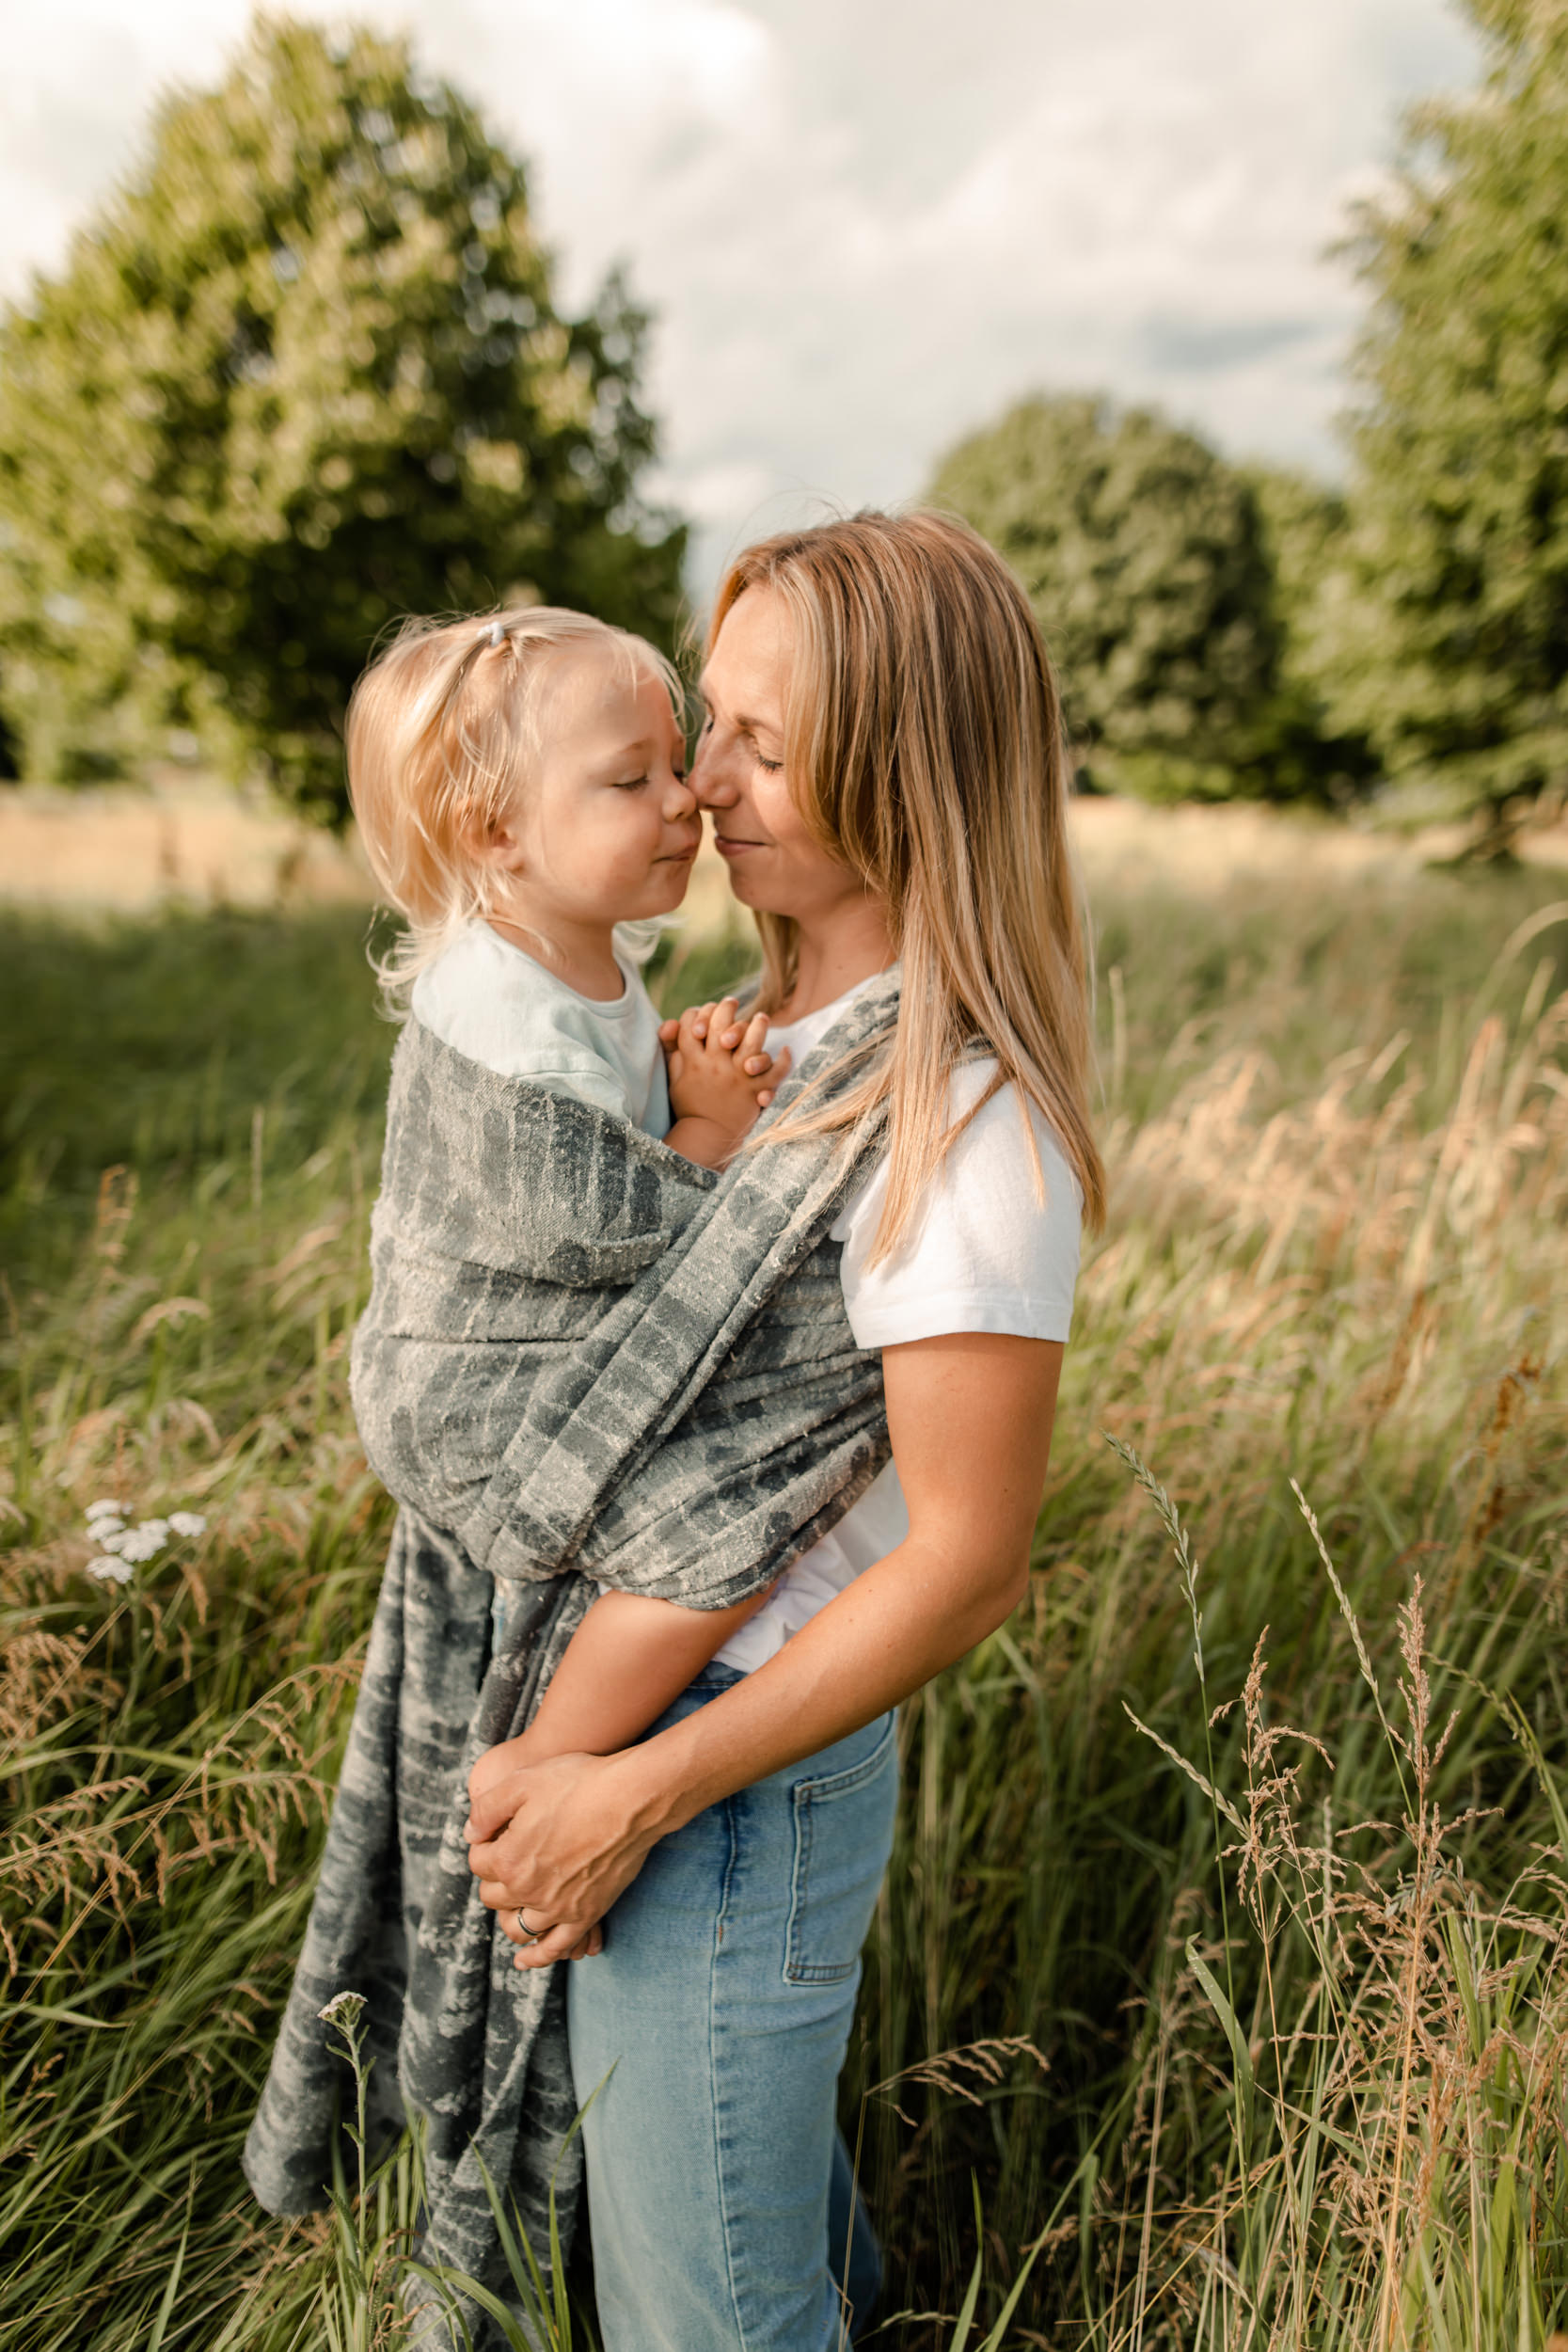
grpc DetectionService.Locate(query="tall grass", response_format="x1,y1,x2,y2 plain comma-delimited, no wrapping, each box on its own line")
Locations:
851,876,1568,2341
1,856,1565,2345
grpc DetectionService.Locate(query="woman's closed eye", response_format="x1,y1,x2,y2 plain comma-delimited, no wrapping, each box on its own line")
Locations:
739,724,783,774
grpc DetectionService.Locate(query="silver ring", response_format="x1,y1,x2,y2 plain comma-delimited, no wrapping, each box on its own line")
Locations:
514,1908,547,1946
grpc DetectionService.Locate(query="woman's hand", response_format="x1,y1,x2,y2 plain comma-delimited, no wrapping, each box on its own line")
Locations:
494,1897,603,1963
468,1730,537,1805
465,1748,659,1971
467,1741,605,1959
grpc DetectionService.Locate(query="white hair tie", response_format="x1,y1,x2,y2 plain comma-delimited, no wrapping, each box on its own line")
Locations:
485,620,506,648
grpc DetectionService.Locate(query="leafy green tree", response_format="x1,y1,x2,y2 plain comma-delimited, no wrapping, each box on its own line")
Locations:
1336,0,1568,846
928,393,1286,800
1244,465,1379,805
0,16,685,819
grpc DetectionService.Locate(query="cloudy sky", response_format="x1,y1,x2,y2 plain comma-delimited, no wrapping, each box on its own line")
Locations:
0,0,1479,592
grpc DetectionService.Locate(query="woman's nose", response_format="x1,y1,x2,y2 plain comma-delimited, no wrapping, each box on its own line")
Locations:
689,732,737,808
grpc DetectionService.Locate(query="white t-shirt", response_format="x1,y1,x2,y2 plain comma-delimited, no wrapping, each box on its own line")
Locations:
713,979,1082,1672
410,922,672,1139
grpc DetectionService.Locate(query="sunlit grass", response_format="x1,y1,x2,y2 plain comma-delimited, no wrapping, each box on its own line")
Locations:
1,859,1564,2345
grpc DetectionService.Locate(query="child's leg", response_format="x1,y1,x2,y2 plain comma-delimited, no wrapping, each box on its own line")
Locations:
470,1584,772,1804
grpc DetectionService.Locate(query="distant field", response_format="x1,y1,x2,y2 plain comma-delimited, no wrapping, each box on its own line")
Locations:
4,771,1567,916
2,834,1566,2346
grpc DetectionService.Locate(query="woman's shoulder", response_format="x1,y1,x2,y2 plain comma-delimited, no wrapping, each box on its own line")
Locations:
943,1058,1085,1210
832,1060,1083,1349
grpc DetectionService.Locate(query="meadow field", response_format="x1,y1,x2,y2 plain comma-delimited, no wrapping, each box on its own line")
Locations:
2,810,1567,2347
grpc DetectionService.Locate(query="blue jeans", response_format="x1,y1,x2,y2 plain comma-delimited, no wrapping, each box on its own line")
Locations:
567,1667,898,2350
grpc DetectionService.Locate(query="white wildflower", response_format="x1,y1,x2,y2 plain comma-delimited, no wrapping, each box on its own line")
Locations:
318,1989,367,2033
116,1522,168,1564
88,1556,135,1584
91,1523,132,1553
167,1511,208,1540
86,1499,124,1522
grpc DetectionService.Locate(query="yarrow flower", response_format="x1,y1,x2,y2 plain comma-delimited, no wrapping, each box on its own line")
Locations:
82,1504,206,1583
318,1989,368,2035
116,1521,169,1563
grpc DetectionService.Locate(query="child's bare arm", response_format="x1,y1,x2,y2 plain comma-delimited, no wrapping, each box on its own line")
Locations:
664,995,790,1168
469,1583,774,1808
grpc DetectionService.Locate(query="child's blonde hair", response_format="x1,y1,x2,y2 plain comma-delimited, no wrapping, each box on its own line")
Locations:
347,604,684,992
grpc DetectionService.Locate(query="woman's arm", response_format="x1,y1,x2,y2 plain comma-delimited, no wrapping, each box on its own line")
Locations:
470,1584,774,1784
466,1330,1063,1964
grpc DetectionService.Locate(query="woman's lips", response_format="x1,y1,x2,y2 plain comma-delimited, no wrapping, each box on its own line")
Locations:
714,835,768,859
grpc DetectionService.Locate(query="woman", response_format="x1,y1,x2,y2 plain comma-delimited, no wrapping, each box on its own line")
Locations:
465,510,1104,2347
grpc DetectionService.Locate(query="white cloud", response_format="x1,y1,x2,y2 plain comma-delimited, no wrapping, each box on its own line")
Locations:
646,459,778,528
0,0,1481,597
0,3,249,294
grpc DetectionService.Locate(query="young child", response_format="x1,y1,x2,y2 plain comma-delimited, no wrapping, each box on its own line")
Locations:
348,606,787,1881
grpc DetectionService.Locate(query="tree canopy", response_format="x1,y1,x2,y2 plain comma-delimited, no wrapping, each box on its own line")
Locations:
1243,465,1379,806
1334,0,1568,841
0,17,685,820
928,393,1288,800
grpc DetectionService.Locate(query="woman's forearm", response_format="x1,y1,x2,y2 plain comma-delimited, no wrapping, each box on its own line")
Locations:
611,1527,1024,1844
466,1335,1063,1965
610,1331,1062,1841
476,1587,771,1777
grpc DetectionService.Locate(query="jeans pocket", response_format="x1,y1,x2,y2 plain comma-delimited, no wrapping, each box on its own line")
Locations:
784,1711,898,1985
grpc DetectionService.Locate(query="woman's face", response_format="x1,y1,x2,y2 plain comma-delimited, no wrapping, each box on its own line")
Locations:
690,586,863,927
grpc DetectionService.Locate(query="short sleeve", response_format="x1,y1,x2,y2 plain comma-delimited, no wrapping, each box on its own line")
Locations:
832,1063,1082,1348
500,1058,635,1120
409,930,640,1121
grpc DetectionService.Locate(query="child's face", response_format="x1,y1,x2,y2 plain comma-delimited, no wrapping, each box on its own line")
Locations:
490,649,700,930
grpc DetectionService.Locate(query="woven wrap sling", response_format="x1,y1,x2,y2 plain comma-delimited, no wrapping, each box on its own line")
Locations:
243,972,899,2336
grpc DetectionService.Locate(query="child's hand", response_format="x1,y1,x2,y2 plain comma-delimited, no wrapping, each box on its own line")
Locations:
658,1001,790,1111
663,996,792,1168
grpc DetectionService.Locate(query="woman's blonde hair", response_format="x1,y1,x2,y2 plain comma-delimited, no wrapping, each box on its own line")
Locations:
713,509,1104,1250
347,604,682,992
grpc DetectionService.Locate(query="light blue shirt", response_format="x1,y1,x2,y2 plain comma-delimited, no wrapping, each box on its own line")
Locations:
411,921,672,1139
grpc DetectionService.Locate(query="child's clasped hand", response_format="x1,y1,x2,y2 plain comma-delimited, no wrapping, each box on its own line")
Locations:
660,995,791,1166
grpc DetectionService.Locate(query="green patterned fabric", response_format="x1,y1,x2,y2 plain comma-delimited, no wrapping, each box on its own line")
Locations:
243,975,898,2339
